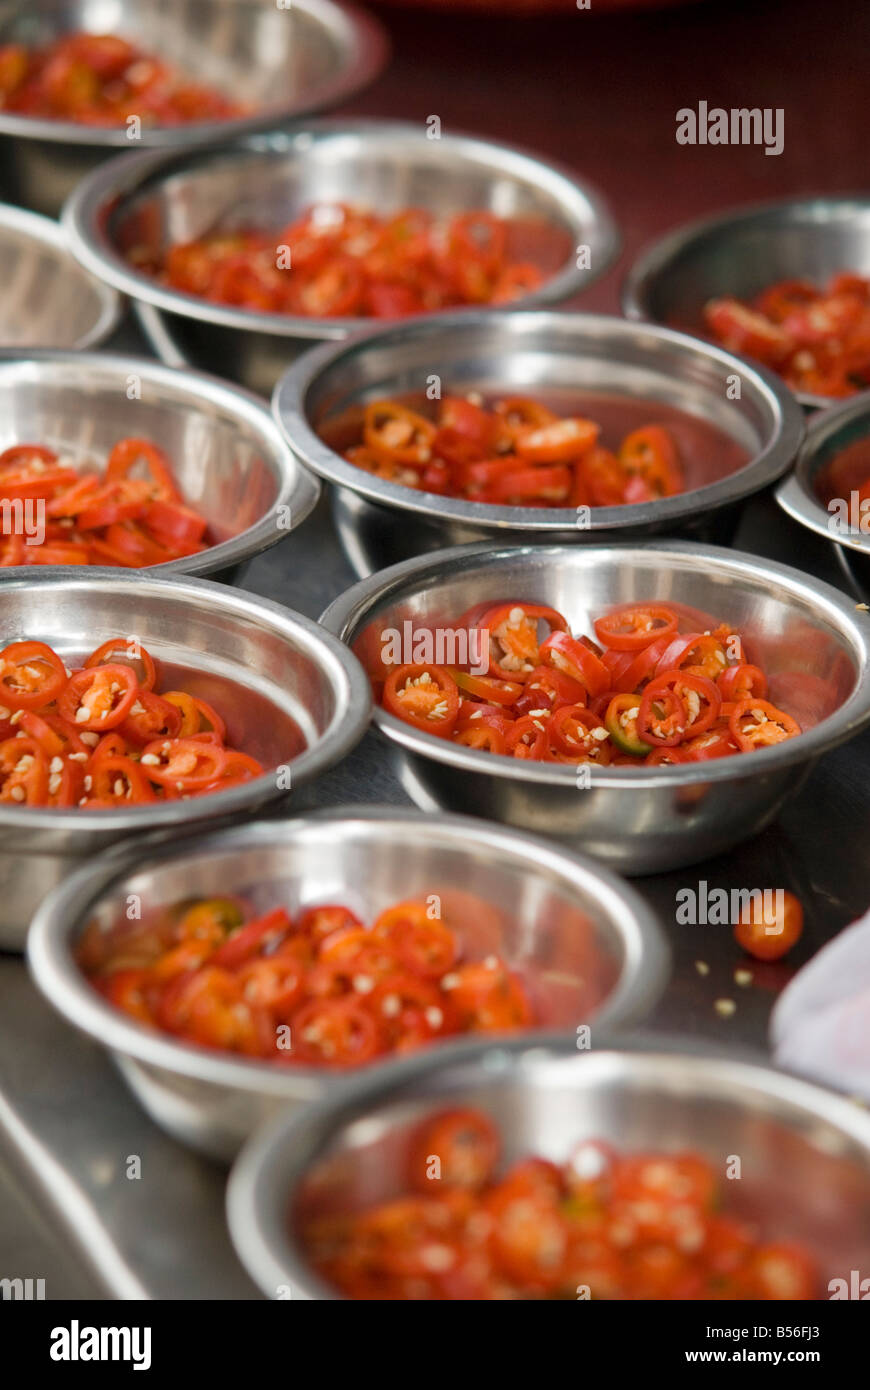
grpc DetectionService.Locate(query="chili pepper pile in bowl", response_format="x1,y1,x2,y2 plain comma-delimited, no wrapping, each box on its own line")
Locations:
274,310,803,578
27,808,668,1159
0,349,319,578
0,0,388,215
62,121,618,396
777,390,870,602
0,569,370,950
623,195,870,410
226,1034,870,1300
320,539,870,873
0,202,120,350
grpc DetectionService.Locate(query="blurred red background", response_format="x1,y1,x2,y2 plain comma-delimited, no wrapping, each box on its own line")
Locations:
344,0,863,316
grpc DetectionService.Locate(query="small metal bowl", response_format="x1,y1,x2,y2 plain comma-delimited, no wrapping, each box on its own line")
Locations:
0,202,120,348
274,310,804,578
777,391,870,601
0,349,320,582
623,195,870,410
320,539,870,874
62,120,619,396
27,808,669,1160
226,1034,870,1300
0,569,370,951
0,0,389,216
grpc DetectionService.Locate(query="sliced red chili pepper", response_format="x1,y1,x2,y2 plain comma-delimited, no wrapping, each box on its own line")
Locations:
538,630,610,698
105,437,180,502
373,903,458,978
514,665,587,716
117,690,183,746
594,605,678,652
636,682,688,748
210,907,292,971
57,664,138,732
88,754,157,804
645,670,721,736
476,464,572,504
502,713,546,759
514,417,599,464
728,699,801,751
85,639,157,691
0,640,67,710
237,956,306,1020
382,664,460,738
718,663,768,702
291,997,383,1066
546,704,612,761
139,736,228,791
363,402,437,468
449,670,524,706
604,693,652,756
454,723,508,753
0,734,49,804
618,425,682,498
478,603,569,682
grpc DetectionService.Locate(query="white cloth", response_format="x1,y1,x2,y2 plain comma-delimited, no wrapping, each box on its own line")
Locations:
770,909,870,1100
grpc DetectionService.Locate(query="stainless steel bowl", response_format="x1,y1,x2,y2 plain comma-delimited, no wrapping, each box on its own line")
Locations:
27,808,668,1160
320,540,870,873
0,0,389,215
0,569,370,951
0,349,320,581
623,195,870,410
226,1034,870,1300
0,201,120,348
274,310,804,578
777,390,870,601
63,120,619,395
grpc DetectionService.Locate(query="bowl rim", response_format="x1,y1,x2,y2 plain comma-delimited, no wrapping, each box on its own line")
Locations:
621,192,870,412
26,805,670,1094
319,537,870,788
272,308,805,531
225,1031,870,1300
61,118,620,341
0,346,321,576
777,387,870,558
0,200,122,349
0,566,371,833
0,0,390,149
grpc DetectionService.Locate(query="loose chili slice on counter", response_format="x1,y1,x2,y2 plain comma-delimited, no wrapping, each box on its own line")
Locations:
734,889,804,962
